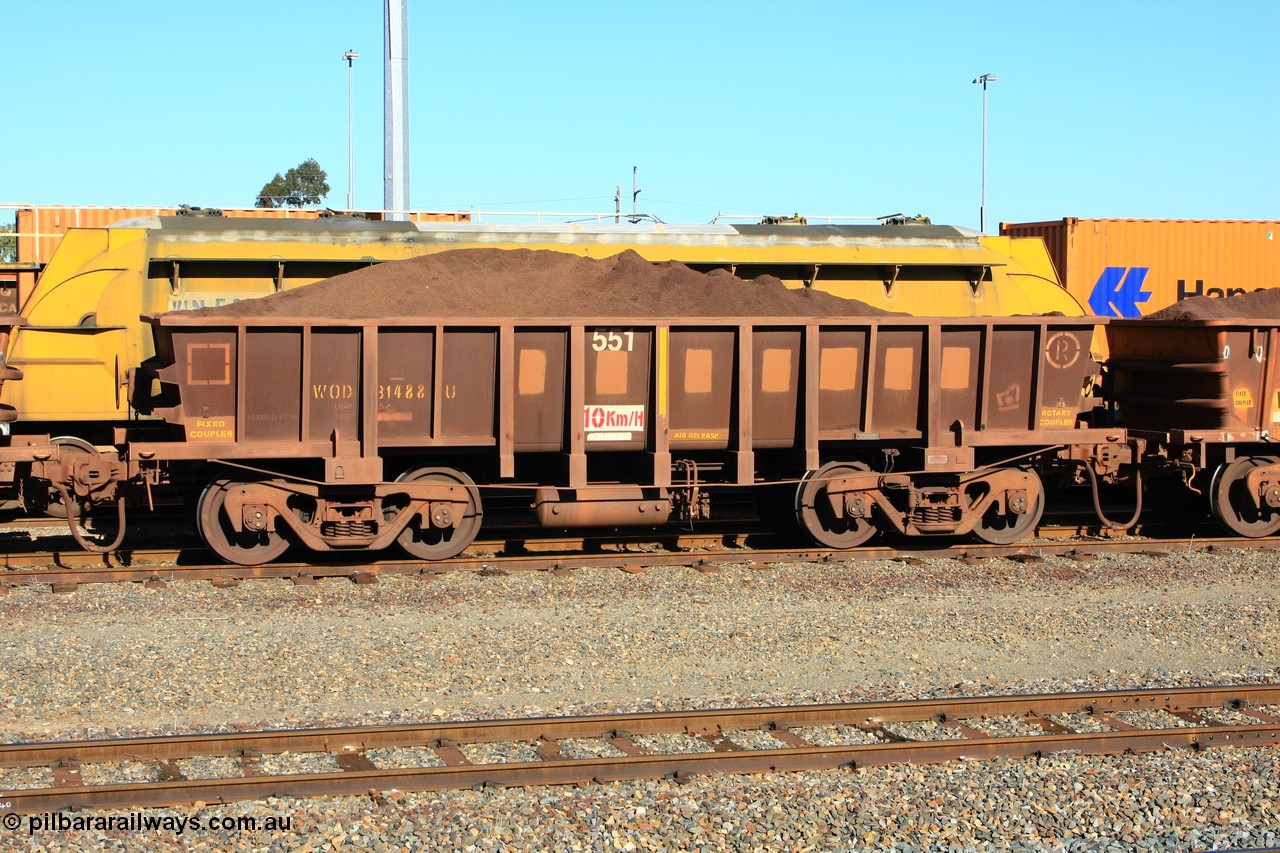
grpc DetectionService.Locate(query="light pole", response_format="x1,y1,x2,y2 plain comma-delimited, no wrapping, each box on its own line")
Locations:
972,73,997,233
344,49,360,211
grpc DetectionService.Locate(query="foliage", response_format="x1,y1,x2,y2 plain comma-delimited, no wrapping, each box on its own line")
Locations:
255,159,331,208
0,221,15,263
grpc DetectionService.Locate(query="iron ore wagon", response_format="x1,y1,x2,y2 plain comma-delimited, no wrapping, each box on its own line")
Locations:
119,250,1121,564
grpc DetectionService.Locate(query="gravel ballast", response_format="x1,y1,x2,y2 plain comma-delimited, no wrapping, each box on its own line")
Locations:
0,546,1277,851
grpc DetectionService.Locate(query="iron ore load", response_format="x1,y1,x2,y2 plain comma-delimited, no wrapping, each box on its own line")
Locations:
4,248,1280,564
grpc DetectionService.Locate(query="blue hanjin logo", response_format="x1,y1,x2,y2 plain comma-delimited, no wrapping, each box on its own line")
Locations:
1087,267,1151,317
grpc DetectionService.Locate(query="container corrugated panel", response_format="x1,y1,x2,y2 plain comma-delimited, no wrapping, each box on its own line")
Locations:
16,207,169,266
1001,218,1280,318
13,206,469,266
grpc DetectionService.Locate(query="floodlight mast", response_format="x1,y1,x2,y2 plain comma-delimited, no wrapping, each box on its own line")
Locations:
384,0,410,220
972,73,997,234
344,49,359,210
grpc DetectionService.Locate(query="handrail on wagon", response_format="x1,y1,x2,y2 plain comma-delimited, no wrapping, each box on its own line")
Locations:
710,213,885,225
456,210,666,225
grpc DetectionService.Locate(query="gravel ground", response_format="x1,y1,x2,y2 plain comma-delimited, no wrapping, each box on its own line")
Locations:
0,546,1277,851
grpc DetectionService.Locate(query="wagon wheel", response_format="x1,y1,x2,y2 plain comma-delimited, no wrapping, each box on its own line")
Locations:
1209,456,1280,538
395,467,483,561
794,461,877,549
196,476,292,566
972,469,1045,545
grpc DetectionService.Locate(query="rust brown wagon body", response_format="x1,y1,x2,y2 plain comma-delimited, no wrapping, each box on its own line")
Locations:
1105,318,1280,537
123,312,1122,564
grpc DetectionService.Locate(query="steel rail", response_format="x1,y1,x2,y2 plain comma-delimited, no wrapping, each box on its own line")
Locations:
0,530,1273,590
1,685,1277,813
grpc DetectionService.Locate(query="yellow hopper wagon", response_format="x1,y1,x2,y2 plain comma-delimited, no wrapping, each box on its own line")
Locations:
1,213,1079,442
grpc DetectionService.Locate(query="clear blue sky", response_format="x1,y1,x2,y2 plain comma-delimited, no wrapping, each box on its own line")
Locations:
5,0,1277,229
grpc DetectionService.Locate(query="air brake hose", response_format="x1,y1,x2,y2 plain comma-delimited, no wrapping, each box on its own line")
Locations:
55,484,127,553
1082,463,1143,531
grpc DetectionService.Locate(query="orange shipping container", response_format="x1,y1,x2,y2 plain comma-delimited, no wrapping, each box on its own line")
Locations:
1000,218,1279,318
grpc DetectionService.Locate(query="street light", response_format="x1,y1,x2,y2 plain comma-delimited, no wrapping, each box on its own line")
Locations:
343,49,360,211
972,73,997,234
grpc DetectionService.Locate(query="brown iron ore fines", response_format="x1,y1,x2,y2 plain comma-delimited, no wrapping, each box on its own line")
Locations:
172,248,897,319
1144,287,1280,320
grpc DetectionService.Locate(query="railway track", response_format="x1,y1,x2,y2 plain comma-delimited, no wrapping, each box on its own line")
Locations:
0,520,1271,590
2,685,1277,814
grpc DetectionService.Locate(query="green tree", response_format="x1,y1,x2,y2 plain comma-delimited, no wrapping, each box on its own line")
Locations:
255,159,331,208
0,220,15,263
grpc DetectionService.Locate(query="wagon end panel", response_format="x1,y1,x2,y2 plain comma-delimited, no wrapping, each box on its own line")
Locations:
1034,322,1103,431
144,318,375,454
934,319,1103,444
146,324,239,442
1107,319,1280,433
